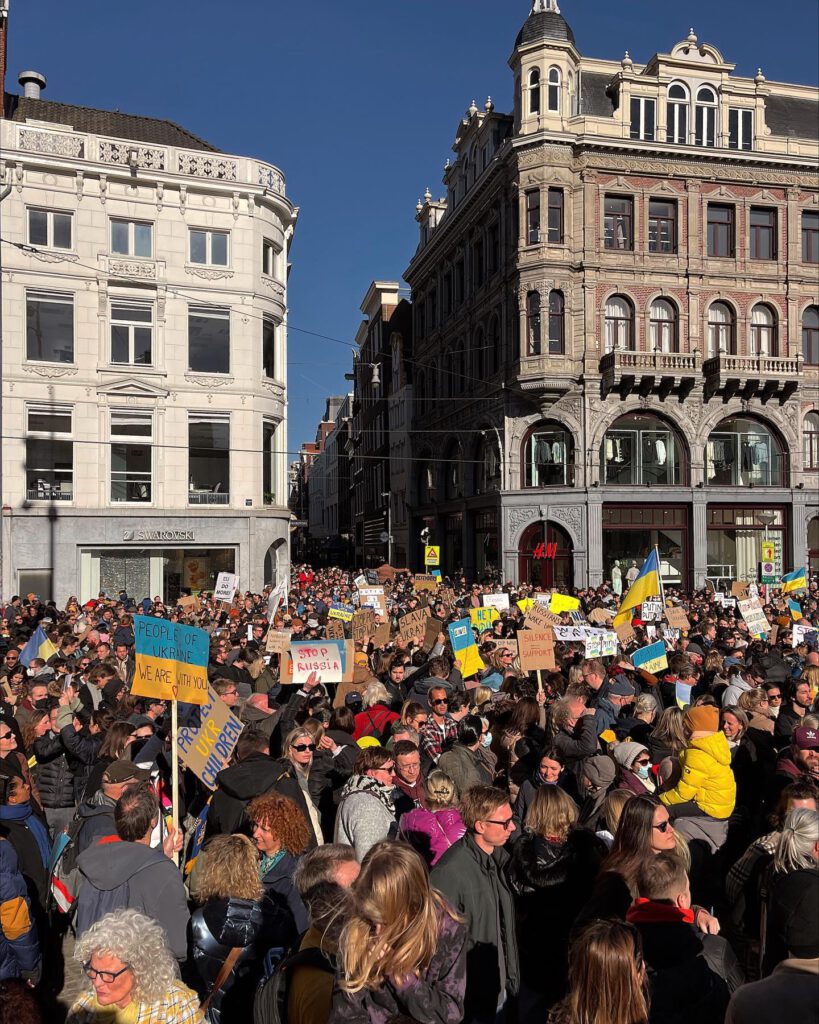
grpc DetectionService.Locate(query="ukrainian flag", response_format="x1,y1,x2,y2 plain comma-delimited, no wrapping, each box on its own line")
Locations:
788,599,802,622
781,568,807,595
19,626,58,668
614,549,661,628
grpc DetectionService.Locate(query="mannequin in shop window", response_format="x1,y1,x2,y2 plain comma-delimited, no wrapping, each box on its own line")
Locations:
626,561,639,586
612,561,623,597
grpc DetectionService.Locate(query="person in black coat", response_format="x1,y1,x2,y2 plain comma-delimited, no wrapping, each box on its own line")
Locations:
31,703,76,836
54,701,109,804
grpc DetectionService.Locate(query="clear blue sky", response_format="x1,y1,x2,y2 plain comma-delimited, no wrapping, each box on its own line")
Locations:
10,0,818,451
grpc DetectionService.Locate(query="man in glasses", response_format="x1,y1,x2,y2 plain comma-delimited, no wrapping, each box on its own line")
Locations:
432,784,519,1024
419,685,459,766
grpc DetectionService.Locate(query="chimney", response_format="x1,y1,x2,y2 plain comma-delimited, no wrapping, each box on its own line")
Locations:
0,0,9,118
19,69,45,99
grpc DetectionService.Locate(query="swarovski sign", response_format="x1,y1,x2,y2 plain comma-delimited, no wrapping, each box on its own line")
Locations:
122,529,195,542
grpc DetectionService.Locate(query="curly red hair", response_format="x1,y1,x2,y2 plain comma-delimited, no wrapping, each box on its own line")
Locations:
247,792,311,855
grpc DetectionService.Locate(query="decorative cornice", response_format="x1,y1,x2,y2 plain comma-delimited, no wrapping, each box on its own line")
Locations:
21,363,79,379
183,266,234,280
99,140,166,171
260,276,285,299
109,259,157,280
183,373,234,388
19,128,83,158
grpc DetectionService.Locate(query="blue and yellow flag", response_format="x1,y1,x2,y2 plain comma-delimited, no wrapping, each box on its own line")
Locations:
788,599,802,622
19,626,58,667
781,568,806,595
614,549,661,628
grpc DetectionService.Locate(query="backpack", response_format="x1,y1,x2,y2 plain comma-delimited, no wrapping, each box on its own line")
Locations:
253,945,335,1024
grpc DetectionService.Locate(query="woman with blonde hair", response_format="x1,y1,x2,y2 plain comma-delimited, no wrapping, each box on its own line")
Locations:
400,769,466,866
737,687,775,734
648,706,687,764
330,840,467,1023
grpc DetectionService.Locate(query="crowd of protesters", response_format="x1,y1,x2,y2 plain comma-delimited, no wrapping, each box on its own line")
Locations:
0,564,817,1023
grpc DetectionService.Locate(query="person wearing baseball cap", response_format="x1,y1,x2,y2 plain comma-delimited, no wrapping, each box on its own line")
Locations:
772,725,819,802
73,760,152,855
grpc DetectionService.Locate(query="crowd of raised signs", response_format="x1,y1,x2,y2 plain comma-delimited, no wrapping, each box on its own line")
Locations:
0,564,817,1024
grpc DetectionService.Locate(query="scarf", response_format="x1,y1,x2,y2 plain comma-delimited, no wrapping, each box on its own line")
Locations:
259,848,286,879
83,993,139,1023
0,801,51,867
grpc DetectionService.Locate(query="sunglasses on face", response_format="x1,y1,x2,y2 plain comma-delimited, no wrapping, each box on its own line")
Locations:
430,699,448,706
653,819,673,833
634,759,650,766
291,742,316,752
0,732,14,741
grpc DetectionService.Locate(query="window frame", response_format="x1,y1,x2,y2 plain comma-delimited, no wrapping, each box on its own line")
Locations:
188,228,230,267
749,303,777,357
695,86,718,147
523,425,574,487
25,405,74,503
109,411,154,505
110,300,154,366
188,305,231,374
262,238,282,278
548,188,564,244
110,218,153,259
262,316,277,380
604,195,634,251
804,413,819,470
666,83,689,145
547,66,561,112
803,306,819,365
188,414,231,506
604,295,635,352
629,96,656,141
528,68,541,115
802,211,819,264
707,203,735,259
525,189,540,245
526,291,542,356
548,290,565,355
263,418,277,504
707,301,736,356
749,207,777,261
649,299,678,353
648,199,677,254
27,207,73,251
728,108,753,151
25,289,75,364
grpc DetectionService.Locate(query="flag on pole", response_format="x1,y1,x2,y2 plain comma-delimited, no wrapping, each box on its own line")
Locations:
267,577,288,623
781,568,806,595
787,599,802,622
184,797,213,876
19,626,58,668
614,549,662,629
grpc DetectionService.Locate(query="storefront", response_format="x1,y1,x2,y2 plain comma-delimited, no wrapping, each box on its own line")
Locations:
473,509,499,579
602,505,688,588
706,505,787,588
82,546,236,601
517,521,573,589
444,512,464,575
809,515,819,580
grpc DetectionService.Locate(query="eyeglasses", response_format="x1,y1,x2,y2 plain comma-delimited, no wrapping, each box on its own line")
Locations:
430,699,448,706
291,742,316,752
634,759,650,766
768,694,782,701
414,718,428,726
0,732,13,741
83,962,131,984
653,820,673,833
483,816,515,830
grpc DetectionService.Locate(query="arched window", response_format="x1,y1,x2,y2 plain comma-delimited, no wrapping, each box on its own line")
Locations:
602,414,686,485
547,67,561,112
487,314,500,376
667,82,688,144
604,295,634,352
750,303,777,357
706,416,786,486
695,85,717,147
548,290,565,355
444,441,464,500
803,305,819,365
524,423,575,487
650,298,678,352
707,301,735,356
454,341,466,393
526,291,542,356
528,68,541,115
474,431,501,494
804,411,819,469
473,327,486,381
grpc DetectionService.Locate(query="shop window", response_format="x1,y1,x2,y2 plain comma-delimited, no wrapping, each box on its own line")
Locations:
189,415,230,505
666,83,688,144
110,412,152,503
26,290,74,363
602,505,687,588
705,416,786,487
263,419,277,504
25,406,73,502
650,299,678,352
263,316,276,379
749,304,777,357
707,506,785,587
804,412,819,470
111,302,153,365
809,517,819,580
601,414,685,486
648,200,677,254
526,291,542,355
188,306,230,373
707,301,735,356
695,86,717,147
604,295,634,352
524,424,574,487
802,306,819,365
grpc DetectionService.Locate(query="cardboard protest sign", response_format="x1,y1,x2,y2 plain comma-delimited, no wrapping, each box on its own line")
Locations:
731,581,750,600
422,617,444,653
132,618,209,705
664,606,690,631
470,607,499,631
328,603,354,622
491,638,519,657
265,629,291,655
354,574,367,589
588,607,612,625
483,593,510,613
448,618,484,677
738,597,770,637
177,688,244,789
358,587,387,616
371,619,391,647
413,574,438,593
440,588,456,607
525,603,562,630
550,593,580,614
632,640,668,674
518,627,556,672
177,594,202,614
768,623,779,645
640,599,663,622
325,619,346,640
290,641,345,684
351,609,376,643
213,572,239,603
398,608,428,644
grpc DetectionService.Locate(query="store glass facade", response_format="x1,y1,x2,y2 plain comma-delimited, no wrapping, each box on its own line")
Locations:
602,505,688,587
87,547,235,601
706,506,786,588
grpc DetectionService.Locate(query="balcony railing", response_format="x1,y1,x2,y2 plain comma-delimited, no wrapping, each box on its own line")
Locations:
26,485,73,502
600,348,701,398
702,352,802,376
189,490,229,506
702,351,802,401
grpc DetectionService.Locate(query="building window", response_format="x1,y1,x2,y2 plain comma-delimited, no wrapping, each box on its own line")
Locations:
629,97,655,141
547,66,560,112
750,207,777,260
648,199,677,253
803,211,819,264
602,414,684,485
707,301,735,356
110,412,152,503
487,314,500,376
524,424,574,487
110,219,152,258
111,302,153,365
650,299,678,352
803,306,819,365
488,222,500,274
695,86,717,147
548,290,565,355
548,188,564,243
728,108,753,151
706,416,785,487
189,229,229,266
666,83,688,144
25,407,73,502
526,291,542,356
475,434,501,495
526,190,540,244
27,208,72,250
804,413,819,470
188,306,230,373
262,239,281,278
189,416,230,505
604,295,634,352
26,290,74,363
263,419,277,504
444,442,464,500
263,316,276,379
604,196,633,250
528,68,541,114
750,303,777,356
707,204,734,258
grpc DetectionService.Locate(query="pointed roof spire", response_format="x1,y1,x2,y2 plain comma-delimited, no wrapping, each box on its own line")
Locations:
532,0,561,12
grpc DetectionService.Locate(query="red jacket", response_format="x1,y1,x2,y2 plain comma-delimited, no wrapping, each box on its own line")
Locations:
352,704,399,742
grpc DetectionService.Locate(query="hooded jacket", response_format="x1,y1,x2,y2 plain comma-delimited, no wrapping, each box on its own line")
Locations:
75,837,190,959
660,733,736,819
333,775,396,861
0,839,39,983
74,796,117,855
31,730,75,809
400,806,466,867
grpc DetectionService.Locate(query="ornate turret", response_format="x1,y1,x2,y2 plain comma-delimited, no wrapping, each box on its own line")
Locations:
515,0,576,49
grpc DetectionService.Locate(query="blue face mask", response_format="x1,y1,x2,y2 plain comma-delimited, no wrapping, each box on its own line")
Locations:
636,764,651,779
482,732,493,748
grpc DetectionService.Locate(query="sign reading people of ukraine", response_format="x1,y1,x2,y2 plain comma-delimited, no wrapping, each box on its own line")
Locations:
131,617,210,705
448,617,485,678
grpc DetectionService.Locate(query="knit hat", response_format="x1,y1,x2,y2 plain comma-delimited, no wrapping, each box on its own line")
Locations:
609,675,635,698
612,741,649,769
583,754,616,789
684,705,719,734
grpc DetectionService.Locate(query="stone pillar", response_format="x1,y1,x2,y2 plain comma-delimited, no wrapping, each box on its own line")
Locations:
587,495,603,586
692,495,708,590
791,492,808,575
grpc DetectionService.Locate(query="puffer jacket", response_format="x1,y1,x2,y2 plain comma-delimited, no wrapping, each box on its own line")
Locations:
401,806,466,866
660,733,736,819
0,839,39,983
31,731,75,809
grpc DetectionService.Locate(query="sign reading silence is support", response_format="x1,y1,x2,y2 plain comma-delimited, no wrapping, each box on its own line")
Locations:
131,618,210,705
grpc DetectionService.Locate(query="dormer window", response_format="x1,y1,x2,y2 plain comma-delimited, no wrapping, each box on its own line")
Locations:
695,86,718,147
529,68,541,115
667,83,688,144
728,108,753,151
629,97,656,141
547,67,561,112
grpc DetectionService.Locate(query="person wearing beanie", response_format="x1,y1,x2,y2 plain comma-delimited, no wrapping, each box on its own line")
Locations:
613,742,657,796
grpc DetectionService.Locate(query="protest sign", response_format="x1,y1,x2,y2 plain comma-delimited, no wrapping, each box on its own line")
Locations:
177,688,244,789
632,640,668,674
351,609,376,643
213,572,239,604
664,606,691,631
371,619,391,647
398,608,428,644
448,618,484,677
768,623,779,645
414,574,438,592
483,593,510,612
517,598,533,615
518,627,556,672
553,625,601,642
588,607,613,625
132,618,209,705
601,632,618,657
354,574,367,589
731,581,750,600
533,593,551,605
358,586,387,616
492,638,519,657
328,603,354,622
584,635,602,658
422,617,444,653
550,593,580,614
290,641,345,684
792,624,818,647
470,607,499,631
675,682,693,709
432,569,442,579
424,546,441,567
738,597,770,637
265,629,291,655
525,603,563,630
440,588,456,607
569,611,587,626
640,599,662,622
325,619,346,640
177,594,202,614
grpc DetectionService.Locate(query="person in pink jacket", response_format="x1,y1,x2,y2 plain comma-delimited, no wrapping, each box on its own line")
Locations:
400,770,466,866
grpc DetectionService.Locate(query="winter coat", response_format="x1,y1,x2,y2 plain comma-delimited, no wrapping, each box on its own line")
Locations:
352,704,399,743
438,743,492,801
333,775,396,861
75,797,116,855
773,704,805,746
0,805,50,923
190,895,293,1024
260,850,308,940
508,828,607,1004
328,902,467,1024
0,838,39,982
726,959,819,1023
31,730,75,809
401,806,466,866
58,723,104,803
238,701,279,743
763,867,819,976
552,715,598,789
431,834,520,1023
660,733,736,819
76,837,190,959
617,767,658,797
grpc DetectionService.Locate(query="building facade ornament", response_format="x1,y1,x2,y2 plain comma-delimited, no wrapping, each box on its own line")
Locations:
19,127,83,158
177,153,237,181
99,140,166,171
183,266,234,280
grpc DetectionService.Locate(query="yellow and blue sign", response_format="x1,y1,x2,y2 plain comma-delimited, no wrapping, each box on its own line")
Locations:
470,607,499,630
19,626,58,668
632,639,669,675
131,617,209,705
448,617,485,678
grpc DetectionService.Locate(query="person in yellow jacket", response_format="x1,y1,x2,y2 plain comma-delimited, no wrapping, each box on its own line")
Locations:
659,704,736,821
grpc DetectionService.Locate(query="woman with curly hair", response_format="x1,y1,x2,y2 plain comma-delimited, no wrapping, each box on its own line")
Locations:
247,792,310,937
330,841,467,1024
67,908,204,1023
190,834,296,1023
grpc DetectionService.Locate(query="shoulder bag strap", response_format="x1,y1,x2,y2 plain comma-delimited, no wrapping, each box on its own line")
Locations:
201,945,244,1014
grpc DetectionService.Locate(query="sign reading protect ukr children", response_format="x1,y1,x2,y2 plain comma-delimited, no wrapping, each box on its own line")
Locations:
132,618,209,705
177,687,244,788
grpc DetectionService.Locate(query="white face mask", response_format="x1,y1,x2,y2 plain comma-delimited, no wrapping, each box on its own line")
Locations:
482,732,493,748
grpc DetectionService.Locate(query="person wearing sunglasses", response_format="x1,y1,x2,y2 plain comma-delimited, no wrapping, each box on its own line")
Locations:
334,746,398,862
612,742,657,797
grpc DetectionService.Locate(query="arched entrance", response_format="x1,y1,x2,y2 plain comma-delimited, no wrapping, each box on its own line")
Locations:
518,521,573,589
